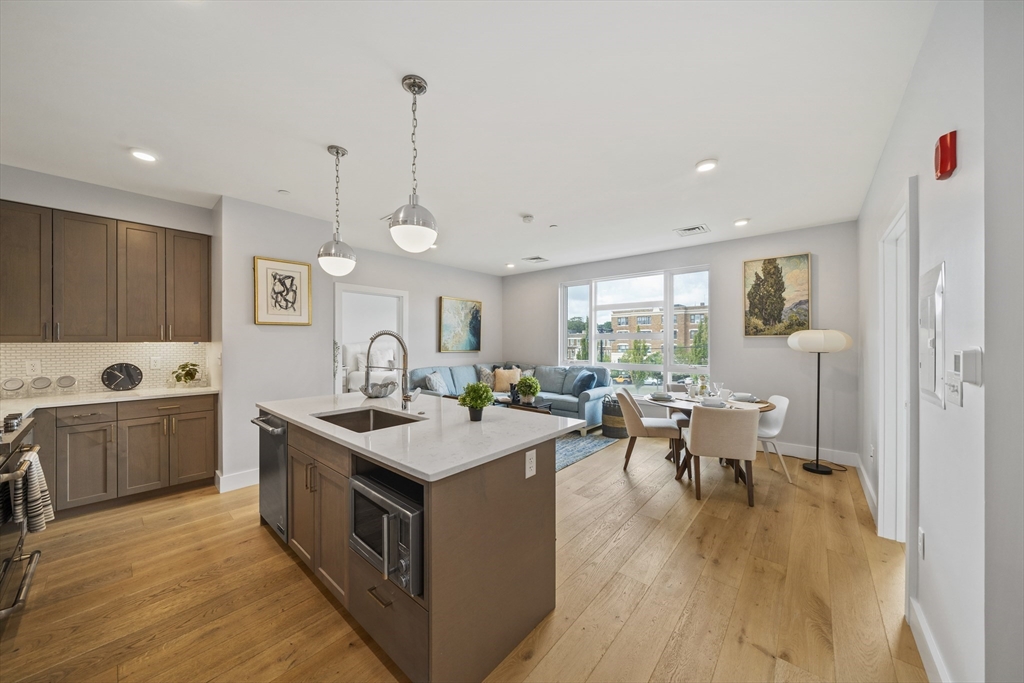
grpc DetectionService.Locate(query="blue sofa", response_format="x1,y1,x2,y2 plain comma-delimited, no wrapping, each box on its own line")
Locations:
408,362,615,434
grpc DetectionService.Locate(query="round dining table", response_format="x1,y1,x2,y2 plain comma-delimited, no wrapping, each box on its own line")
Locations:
641,393,776,414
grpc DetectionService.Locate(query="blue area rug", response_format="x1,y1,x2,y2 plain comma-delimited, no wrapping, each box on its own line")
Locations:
555,432,619,472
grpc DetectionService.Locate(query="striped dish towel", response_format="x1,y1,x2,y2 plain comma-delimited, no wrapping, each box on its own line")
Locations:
8,452,55,532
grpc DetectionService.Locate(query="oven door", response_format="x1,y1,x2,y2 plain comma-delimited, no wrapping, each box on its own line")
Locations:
349,477,398,580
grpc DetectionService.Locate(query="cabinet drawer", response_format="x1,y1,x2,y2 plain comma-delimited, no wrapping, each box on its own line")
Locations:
55,403,118,427
117,394,217,420
348,550,428,682
289,427,350,476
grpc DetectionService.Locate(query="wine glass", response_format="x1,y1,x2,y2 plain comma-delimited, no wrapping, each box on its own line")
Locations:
712,382,724,397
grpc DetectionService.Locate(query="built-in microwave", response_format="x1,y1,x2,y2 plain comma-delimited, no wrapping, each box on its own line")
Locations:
349,474,423,597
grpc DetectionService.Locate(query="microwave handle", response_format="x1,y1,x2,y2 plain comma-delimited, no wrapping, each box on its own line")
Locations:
381,513,392,580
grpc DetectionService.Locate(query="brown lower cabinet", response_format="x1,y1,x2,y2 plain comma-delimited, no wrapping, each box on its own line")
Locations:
48,396,218,511
287,444,349,606
56,421,118,510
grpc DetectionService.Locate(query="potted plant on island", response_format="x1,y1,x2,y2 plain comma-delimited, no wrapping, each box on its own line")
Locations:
458,382,494,422
516,375,541,405
173,362,200,386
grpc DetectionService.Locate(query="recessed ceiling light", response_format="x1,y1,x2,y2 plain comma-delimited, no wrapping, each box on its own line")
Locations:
429,244,438,249
506,263,515,269
695,159,717,172
130,149,157,162
734,218,750,227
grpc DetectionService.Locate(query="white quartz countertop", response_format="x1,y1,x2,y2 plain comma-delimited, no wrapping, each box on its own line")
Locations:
257,393,584,482
1,386,220,418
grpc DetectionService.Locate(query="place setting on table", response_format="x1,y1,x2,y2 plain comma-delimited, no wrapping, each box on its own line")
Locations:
642,383,776,414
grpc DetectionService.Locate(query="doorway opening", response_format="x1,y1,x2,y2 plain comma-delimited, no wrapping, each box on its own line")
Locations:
334,284,410,394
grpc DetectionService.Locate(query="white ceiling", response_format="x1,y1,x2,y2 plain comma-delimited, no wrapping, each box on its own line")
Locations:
0,1,935,276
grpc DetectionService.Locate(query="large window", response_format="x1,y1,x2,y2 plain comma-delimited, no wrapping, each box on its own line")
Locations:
561,268,710,394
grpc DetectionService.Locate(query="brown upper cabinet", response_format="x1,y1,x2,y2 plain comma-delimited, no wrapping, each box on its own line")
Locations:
53,211,117,342
166,229,210,342
0,200,52,342
117,221,166,342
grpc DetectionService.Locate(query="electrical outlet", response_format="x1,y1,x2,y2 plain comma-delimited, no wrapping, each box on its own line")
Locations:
525,449,537,479
25,360,41,375
150,357,161,369
918,527,926,560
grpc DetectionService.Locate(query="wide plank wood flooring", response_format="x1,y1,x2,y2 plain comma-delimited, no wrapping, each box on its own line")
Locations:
0,436,926,682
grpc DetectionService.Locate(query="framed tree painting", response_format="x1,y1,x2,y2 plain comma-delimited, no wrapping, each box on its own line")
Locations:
743,253,810,336
439,296,482,352
254,256,312,325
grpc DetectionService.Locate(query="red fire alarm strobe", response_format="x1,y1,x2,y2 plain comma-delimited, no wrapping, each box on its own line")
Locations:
935,130,957,180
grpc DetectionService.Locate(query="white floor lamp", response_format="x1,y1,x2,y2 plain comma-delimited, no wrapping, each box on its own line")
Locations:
787,329,853,475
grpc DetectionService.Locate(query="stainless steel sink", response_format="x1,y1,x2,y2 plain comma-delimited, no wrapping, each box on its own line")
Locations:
312,408,421,433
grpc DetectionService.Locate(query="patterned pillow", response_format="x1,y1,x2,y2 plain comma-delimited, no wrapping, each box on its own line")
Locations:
476,365,495,389
494,368,522,393
425,371,448,394
522,368,535,377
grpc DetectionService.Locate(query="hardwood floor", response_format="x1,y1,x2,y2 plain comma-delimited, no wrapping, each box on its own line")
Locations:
0,437,926,682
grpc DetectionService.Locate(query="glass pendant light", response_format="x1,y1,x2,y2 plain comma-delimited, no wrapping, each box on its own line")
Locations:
388,75,438,253
318,145,357,276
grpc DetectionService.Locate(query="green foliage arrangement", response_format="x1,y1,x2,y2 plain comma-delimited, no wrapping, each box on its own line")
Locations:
517,375,541,397
173,362,200,384
458,382,494,410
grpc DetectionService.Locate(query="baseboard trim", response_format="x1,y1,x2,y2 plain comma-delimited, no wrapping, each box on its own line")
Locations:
856,460,878,522
216,467,259,493
773,441,861,468
908,597,952,682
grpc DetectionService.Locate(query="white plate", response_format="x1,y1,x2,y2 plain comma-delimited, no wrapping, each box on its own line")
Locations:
732,392,752,402
700,399,727,408
56,375,77,388
1,378,24,392
30,376,51,390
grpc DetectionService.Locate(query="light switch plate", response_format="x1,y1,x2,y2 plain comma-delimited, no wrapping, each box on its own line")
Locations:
25,360,41,375
525,450,536,479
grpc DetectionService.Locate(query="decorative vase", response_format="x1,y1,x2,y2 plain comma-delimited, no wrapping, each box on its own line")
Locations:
508,382,520,404
521,394,535,405
468,407,483,422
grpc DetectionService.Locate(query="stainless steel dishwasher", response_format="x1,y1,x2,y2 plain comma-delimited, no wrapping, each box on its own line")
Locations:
251,411,287,542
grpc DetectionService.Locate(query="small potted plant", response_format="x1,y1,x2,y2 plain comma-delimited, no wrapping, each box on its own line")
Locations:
173,362,200,386
458,382,494,422
517,375,541,405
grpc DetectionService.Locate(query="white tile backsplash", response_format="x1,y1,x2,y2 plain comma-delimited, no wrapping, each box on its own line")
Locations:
1,342,209,397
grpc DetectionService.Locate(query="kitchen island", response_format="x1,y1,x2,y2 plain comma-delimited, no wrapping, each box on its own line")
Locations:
256,392,583,683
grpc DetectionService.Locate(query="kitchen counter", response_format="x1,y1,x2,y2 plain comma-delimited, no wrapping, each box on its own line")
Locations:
257,392,582,482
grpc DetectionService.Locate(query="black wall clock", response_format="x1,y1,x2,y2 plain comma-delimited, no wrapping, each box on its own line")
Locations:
102,363,143,391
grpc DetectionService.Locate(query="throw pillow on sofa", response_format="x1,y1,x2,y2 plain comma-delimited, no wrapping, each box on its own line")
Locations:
425,371,448,394
572,370,597,397
475,365,495,389
494,368,521,393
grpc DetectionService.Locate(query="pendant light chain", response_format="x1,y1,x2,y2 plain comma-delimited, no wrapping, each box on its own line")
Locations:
334,149,341,238
410,93,418,195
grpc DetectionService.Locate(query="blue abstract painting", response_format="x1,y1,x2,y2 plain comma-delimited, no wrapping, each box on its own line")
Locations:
439,297,482,352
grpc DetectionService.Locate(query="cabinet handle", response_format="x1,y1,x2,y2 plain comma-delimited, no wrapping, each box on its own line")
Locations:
171,417,176,434
157,405,180,410
43,322,48,341
304,463,311,490
55,322,60,341
163,418,168,436
367,586,393,608
310,465,317,493
169,325,173,341
160,324,164,341
70,412,99,419
108,425,113,442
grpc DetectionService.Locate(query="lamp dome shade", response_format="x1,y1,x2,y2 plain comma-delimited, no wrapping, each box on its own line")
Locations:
787,329,853,353
317,238,357,276
389,194,437,253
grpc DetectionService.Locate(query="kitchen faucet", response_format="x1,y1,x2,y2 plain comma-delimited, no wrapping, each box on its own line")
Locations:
365,330,420,409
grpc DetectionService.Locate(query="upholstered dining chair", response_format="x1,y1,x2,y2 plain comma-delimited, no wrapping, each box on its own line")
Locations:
616,390,684,471
676,405,760,506
758,395,792,483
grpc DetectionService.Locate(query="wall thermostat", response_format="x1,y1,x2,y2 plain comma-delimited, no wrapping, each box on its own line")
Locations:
952,347,982,385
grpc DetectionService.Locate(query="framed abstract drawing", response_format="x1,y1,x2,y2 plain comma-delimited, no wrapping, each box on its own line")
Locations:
743,252,810,337
254,256,312,325
439,296,482,352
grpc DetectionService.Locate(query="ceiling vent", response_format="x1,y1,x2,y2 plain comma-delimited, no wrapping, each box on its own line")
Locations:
522,256,548,264
674,224,710,237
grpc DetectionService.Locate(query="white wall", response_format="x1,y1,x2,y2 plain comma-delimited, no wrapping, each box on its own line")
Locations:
983,2,1024,681
215,197,503,490
0,163,213,234
503,221,860,463
856,3,986,680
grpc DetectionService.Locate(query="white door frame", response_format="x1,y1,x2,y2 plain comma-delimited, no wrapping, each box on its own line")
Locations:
334,283,410,394
876,176,920,566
